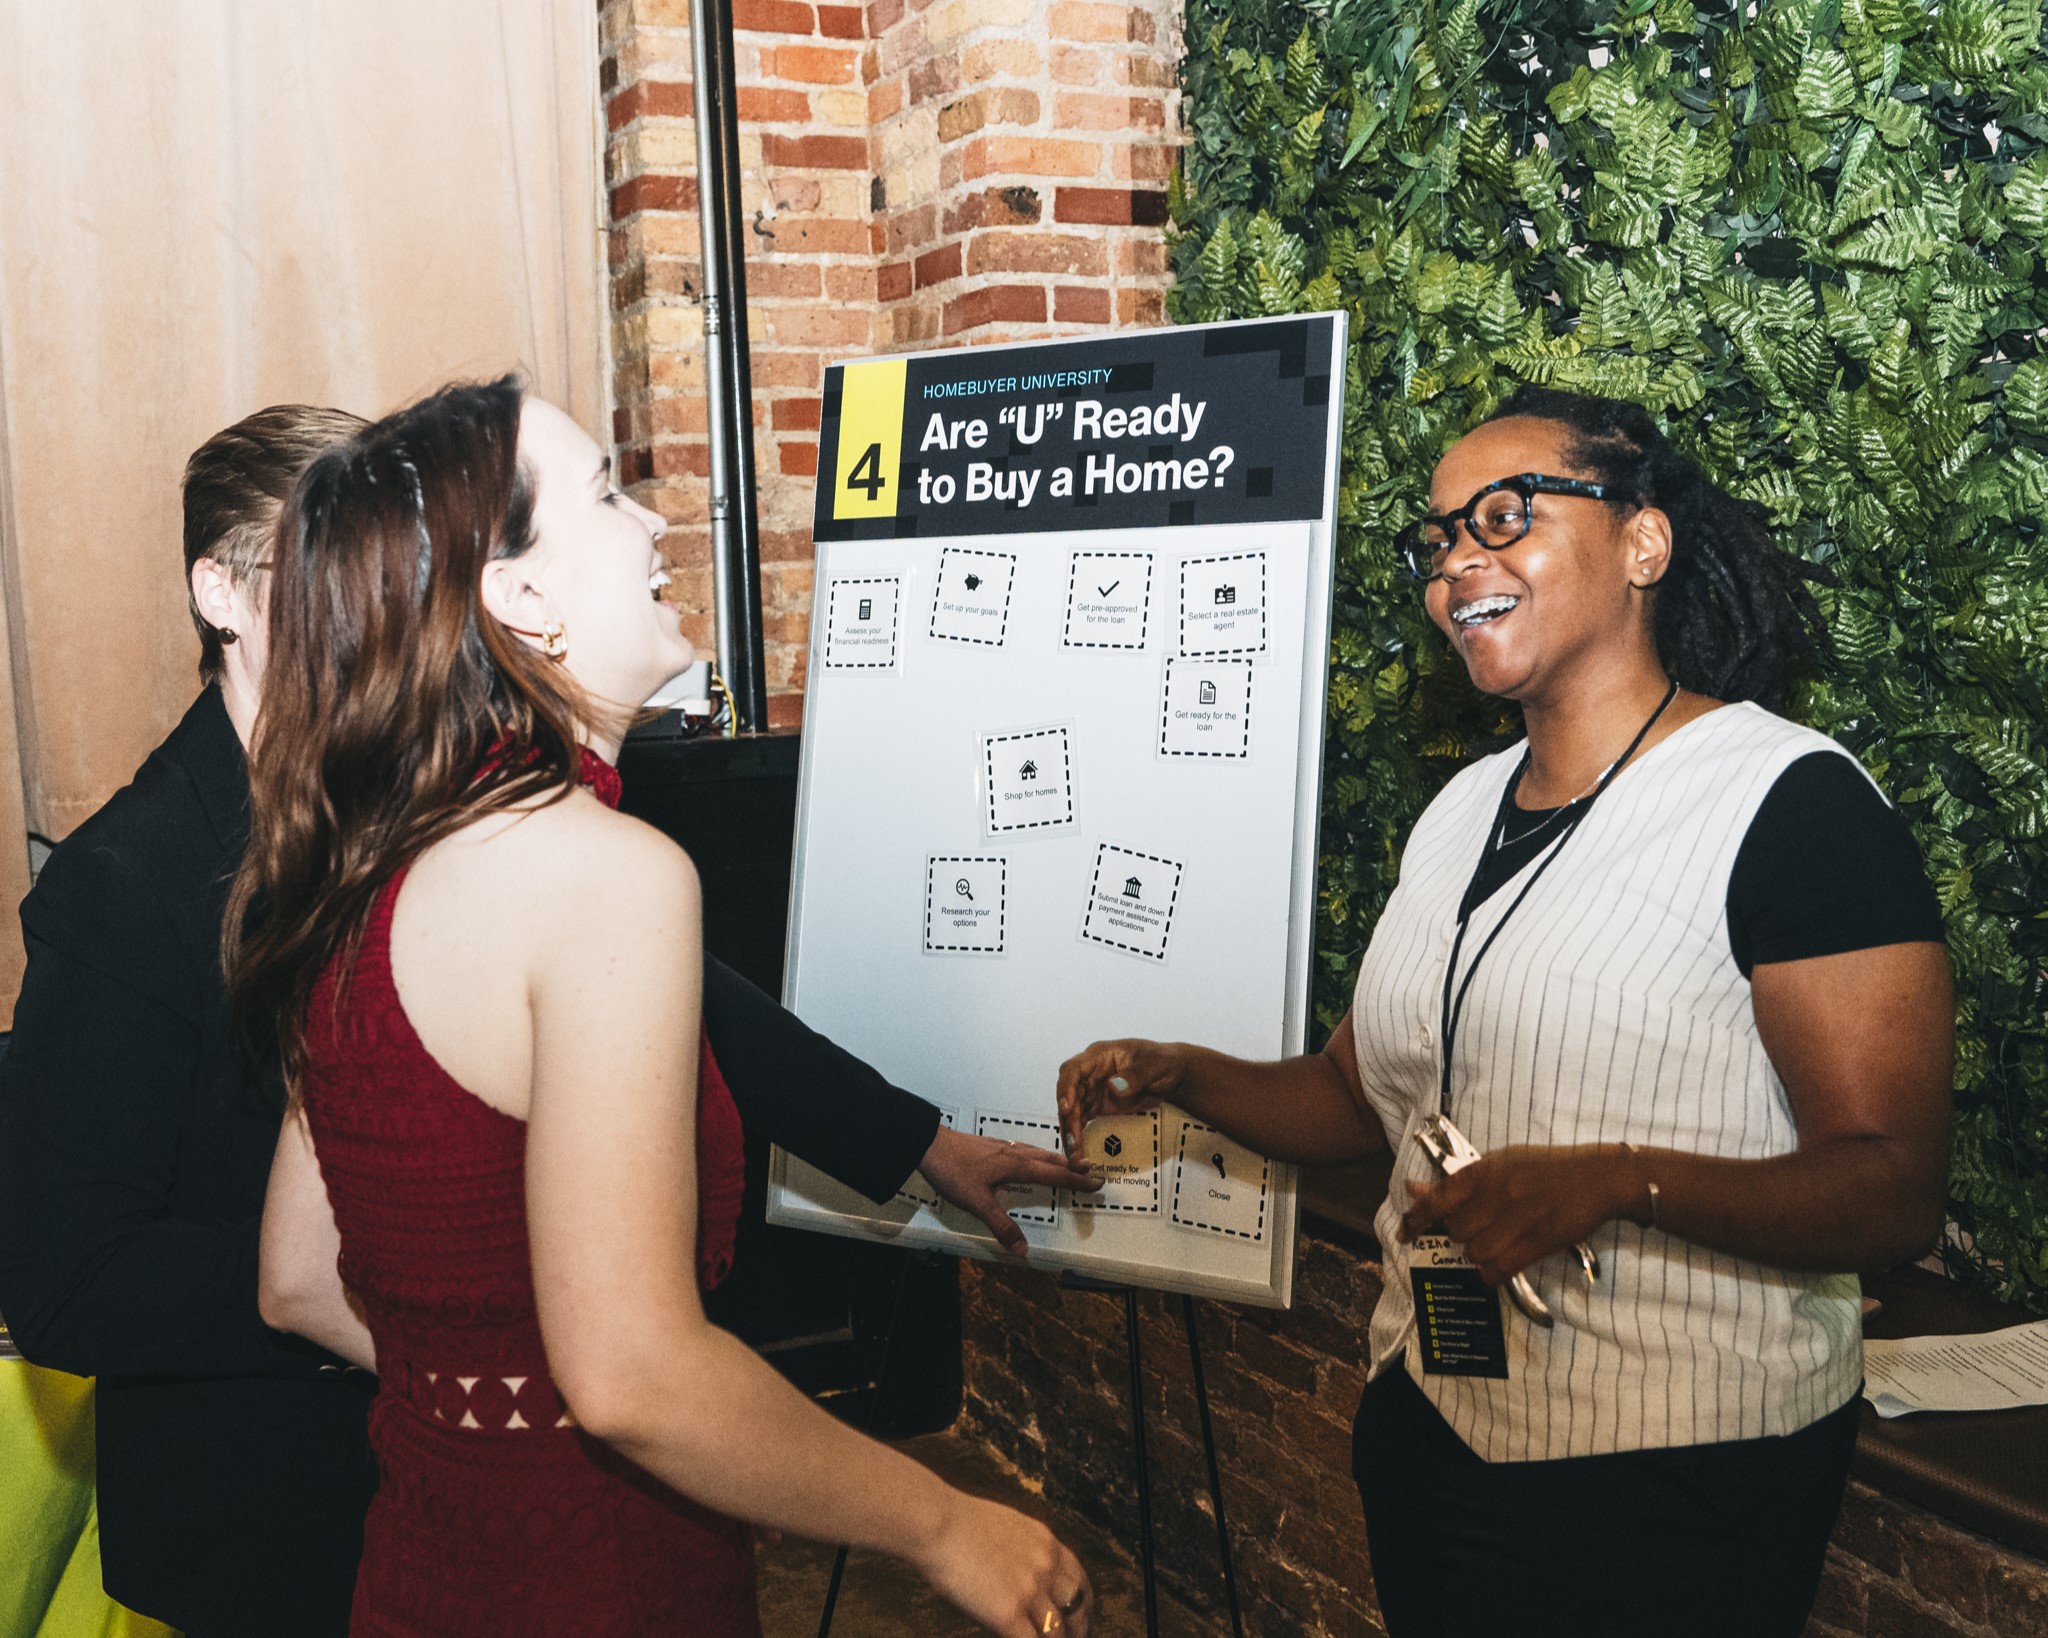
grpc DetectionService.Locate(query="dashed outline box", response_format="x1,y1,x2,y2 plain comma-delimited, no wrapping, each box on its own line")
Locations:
822,576,901,669
929,547,1018,648
1062,550,1154,651
1069,1109,1162,1215
924,856,1007,955
1079,841,1184,962
984,725,1075,834
1169,1121,1272,1243
1177,551,1268,658
973,1112,1061,1227
1158,656,1254,760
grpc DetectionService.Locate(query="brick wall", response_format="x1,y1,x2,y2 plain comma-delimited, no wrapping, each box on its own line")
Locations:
598,0,1178,725
963,1236,1388,1638
963,1228,2048,1638
1813,1485,2048,1638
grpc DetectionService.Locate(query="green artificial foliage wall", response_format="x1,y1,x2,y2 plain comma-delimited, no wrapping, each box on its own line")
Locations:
1168,0,2048,1302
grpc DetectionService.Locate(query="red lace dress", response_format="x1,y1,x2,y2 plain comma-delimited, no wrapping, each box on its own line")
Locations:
299,750,758,1637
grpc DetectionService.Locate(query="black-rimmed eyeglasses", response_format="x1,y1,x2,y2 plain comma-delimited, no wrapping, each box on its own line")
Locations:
1393,473,1616,583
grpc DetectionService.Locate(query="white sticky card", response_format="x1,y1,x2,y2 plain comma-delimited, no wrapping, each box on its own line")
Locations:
1178,552,1268,657
974,1113,1061,1226
929,547,1017,646
1079,841,1184,962
983,725,1075,835
1159,657,1253,759
1063,551,1153,650
1070,1110,1161,1214
823,577,902,669
925,856,1006,954
896,1107,957,1209
1170,1121,1272,1242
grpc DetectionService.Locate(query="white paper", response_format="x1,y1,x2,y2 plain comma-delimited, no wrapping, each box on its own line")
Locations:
1079,841,1184,962
824,577,902,669
974,1113,1061,1225
1862,1321,2048,1418
982,725,1075,835
1159,657,1253,758
924,855,1007,954
1170,1120,1271,1242
1071,1111,1161,1214
1063,550,1153,649
930,548,1016,646
1178,551,1267,657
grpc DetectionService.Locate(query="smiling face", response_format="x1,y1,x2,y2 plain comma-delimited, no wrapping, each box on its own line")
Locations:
488,397,694,713
1422,416,1670,706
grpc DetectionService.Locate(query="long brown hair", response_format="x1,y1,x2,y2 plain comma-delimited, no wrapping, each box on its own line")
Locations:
225,375,595,1091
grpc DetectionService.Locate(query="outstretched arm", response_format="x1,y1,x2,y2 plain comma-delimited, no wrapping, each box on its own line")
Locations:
1401,942,1954,1284
257,1109,376,1371
701,955,1096,1254
1056,1009,1389,1165
527,824,1092,1638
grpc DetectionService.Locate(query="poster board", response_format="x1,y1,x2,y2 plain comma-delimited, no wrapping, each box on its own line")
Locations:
766,314,1346,1308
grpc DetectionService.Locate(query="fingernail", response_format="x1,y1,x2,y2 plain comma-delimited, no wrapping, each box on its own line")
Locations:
1108,1075,1130,1093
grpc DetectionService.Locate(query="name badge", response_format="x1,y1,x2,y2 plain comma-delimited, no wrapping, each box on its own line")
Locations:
1409,1235,1509,1379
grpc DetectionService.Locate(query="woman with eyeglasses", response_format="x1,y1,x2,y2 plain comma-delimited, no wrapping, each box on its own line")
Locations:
1058,386,1953,1638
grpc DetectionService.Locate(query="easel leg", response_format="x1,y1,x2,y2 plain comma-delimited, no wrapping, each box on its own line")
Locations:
1125,1285,1160,1638
1182,1294,1245,1638
816,1252,919,1638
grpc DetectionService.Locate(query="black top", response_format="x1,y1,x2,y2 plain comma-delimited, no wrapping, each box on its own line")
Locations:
0,687,939,1635
1466,749,1945,974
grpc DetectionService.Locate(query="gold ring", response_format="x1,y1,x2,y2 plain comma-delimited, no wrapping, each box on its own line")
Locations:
1041,1610,1060,1635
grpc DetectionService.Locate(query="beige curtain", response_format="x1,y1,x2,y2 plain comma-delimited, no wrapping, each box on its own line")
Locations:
0,1,606,1020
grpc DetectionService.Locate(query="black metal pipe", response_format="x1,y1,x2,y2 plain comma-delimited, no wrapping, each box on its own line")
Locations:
703,0,769,731
1126,1286,1160,1638
1182,1294,1246,1638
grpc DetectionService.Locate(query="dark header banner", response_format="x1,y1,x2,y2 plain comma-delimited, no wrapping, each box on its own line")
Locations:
812,316,1339,543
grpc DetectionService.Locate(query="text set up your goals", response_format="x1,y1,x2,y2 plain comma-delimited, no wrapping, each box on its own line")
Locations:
770,315,1345,1306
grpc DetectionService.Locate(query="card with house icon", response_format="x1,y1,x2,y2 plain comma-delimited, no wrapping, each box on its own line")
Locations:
982,725,1075,835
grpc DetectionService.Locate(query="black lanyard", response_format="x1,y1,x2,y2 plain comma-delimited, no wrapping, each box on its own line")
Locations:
1436,681,1679,1116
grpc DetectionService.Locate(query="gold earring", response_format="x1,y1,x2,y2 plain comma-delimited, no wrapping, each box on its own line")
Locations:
540,620,568,660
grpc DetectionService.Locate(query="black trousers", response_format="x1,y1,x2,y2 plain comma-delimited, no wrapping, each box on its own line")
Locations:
1351,1367,1858,1638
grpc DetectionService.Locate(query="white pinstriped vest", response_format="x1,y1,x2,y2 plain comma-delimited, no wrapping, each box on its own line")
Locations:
1354,703,1864,1461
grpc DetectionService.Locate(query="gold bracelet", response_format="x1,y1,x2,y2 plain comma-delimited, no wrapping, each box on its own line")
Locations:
1620,1142,1661,1231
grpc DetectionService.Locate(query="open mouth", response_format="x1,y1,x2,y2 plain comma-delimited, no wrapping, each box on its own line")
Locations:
649,566,672,603
1451,594,1520,630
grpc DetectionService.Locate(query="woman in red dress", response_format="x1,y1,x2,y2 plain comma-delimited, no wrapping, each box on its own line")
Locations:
237,377,1094,1638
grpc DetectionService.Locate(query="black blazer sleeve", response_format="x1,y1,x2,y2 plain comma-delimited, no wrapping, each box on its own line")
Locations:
0,846,319,1382
701,955,941,1203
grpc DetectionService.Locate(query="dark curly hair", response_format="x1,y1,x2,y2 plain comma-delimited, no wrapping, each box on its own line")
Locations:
1486,386,1832,710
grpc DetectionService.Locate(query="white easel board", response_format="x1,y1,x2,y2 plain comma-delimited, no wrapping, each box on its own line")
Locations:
767,315,1347,1308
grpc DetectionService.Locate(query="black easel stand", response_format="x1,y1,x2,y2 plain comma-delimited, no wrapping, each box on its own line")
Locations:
1060,1273,1246,1638
816,1255,918,1638
816,1267,1245,1638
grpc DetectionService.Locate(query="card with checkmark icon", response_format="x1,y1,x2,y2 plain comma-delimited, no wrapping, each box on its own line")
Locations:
1063,551,1152,650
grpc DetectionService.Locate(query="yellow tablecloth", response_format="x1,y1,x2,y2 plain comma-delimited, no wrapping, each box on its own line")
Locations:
0,1359,177,1638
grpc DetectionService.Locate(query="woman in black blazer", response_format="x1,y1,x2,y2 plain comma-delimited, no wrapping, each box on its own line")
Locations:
0,404,1088,1638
